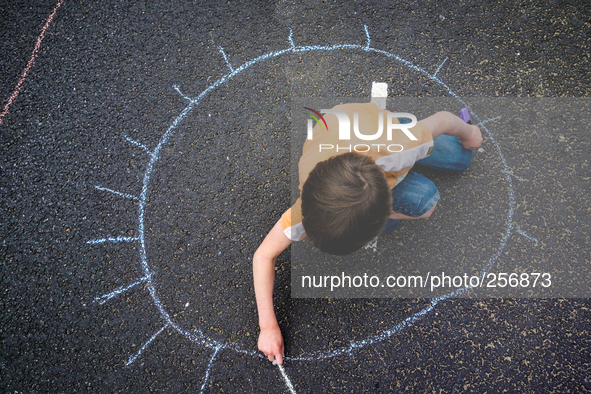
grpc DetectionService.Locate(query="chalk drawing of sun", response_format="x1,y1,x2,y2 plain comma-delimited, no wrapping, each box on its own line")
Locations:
87,26,534,392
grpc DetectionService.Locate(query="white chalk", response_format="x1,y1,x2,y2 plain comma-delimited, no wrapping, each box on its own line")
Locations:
371,82,388,109
371,82,388,97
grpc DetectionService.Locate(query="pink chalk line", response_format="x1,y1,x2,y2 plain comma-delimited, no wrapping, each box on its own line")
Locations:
0,0,65,127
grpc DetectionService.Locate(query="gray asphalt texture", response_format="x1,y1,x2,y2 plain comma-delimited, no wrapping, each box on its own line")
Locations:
1,0,590,393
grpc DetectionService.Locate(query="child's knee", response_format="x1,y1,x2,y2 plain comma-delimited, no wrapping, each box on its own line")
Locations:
391,175,440,217
449,149,473,172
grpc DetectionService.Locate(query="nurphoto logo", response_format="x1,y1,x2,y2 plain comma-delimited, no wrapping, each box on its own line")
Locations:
303,107,418,153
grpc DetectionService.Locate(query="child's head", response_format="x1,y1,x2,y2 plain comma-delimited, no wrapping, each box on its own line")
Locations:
301,152,392,255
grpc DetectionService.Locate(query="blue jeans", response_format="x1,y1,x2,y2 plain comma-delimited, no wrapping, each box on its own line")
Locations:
382,133,473,233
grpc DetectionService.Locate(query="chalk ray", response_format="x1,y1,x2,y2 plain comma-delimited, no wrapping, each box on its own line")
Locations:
173,84,194,102
86,236,139,245
364,25,371,50
200,345,222,393
124,135,154,157
95,276,149,305
517,230,538,243
127,323,170,365
288,29,295,49
218,46,234,72
433,57,448,78
95,186,139,201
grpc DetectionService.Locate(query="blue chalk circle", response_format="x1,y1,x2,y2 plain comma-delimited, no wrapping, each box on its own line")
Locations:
88,25,530,392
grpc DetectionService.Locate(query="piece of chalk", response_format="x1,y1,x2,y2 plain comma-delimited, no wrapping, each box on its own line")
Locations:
371,82,388,97
371,82,388,110
460,108,471,124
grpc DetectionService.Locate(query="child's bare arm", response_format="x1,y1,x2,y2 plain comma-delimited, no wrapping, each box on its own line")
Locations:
253,219,292,365
420,111,483,149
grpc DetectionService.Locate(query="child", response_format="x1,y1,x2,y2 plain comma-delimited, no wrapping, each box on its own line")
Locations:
253,102,483,365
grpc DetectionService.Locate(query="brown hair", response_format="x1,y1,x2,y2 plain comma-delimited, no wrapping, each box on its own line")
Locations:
301,152,392,255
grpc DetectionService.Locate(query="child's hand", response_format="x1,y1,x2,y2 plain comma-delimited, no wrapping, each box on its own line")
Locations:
258,325,285,365
460,125,483,150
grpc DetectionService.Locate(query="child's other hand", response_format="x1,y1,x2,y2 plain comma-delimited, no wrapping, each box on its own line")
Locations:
461,125,483,150
258,325,285,365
